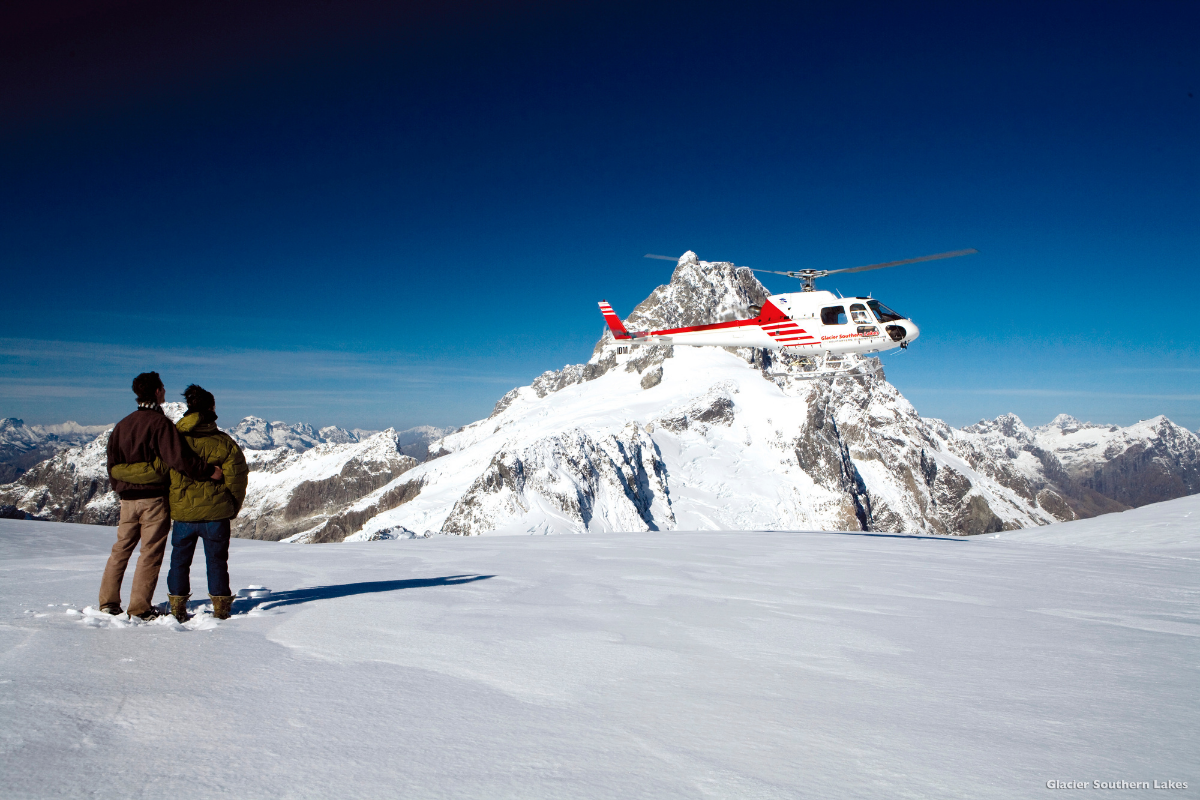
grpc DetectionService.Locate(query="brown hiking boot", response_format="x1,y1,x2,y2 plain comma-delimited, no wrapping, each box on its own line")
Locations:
168,594,191,623
99,603,123,616
210,595,234,620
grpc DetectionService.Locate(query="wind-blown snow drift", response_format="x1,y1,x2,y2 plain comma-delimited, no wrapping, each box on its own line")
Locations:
1,498,1196,798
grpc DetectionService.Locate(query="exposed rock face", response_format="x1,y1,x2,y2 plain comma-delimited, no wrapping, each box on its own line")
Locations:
347,253,1197,538
590,251,767,357
623,251,768,337
5,253,1198,540
1028,414,1200,508
0,404,185,523
0,434,119,524
0,418,111,482
234,431,420,543
0,406,431,541
441,424,673,536
227,417,452,461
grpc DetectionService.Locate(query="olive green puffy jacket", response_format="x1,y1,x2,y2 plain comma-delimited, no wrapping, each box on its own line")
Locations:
110,413,248,522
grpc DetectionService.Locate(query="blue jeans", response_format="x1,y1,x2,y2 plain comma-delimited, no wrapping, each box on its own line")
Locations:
167,520,231,597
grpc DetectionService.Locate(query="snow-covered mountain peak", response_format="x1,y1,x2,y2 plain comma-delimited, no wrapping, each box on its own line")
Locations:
1037,413,1092,434
5,249,1198,539
231,416,341,451
628,252,768,333
962,412,1035,444
677,250,699,265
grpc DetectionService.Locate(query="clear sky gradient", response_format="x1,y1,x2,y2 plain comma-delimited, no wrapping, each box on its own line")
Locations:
2,0,1197,431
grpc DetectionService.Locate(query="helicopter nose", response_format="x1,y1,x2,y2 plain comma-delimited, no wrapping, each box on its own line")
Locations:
904,320,919,342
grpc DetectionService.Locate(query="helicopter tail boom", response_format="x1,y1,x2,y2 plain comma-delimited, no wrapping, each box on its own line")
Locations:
598,301,632,340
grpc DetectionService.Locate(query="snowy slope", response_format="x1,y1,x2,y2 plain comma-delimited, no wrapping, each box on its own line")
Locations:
1031,414,1200,506
0,417,111,482
4,255,1198,539
1,511,1196,799
0,404,184,524
235,430,419,543
0,406,444,527
999,492,1200,558
226,417,451,459
292,253,1194,541
347,345,1062,541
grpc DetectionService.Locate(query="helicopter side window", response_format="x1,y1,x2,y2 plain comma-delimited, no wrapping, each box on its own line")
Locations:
867,300,904,322
849,303,872,324
820,306,847,325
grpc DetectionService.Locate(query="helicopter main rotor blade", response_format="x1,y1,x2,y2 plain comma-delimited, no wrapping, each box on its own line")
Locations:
644,254,679,261
824,248,978,276
748,268,805,277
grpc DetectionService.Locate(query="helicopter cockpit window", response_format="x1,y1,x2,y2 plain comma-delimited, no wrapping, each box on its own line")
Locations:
820,306,847,325
867,300,904,322
849,303,872,324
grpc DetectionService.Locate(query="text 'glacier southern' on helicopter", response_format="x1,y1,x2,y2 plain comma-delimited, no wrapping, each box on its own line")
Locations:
598,248,977,378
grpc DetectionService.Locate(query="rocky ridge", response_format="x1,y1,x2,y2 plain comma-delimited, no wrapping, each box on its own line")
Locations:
4,253,1198,540
0,418,112,483
0,403,442,530
285,253,1200,541
205,417,452,461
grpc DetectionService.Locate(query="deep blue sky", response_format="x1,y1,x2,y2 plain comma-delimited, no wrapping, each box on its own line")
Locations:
2,0,1197,431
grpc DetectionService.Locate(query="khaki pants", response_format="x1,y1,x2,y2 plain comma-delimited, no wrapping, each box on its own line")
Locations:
99,497,171,616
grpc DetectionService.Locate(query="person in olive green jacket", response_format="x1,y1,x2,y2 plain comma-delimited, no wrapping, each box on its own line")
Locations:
112,384,248,622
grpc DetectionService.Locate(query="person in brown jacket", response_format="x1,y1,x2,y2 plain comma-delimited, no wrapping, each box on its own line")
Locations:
99,371,222,619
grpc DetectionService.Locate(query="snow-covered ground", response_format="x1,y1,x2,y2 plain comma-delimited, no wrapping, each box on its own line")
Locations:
1,509,1196,798
998,492,1200,558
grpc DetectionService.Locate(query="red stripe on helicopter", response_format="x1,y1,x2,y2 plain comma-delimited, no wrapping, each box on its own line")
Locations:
597,301,632,339
647,300,793,336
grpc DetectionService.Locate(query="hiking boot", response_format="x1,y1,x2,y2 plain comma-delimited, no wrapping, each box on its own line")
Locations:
132,607,161,621
210,595,234,620
99,603,123,616
168,594,191,623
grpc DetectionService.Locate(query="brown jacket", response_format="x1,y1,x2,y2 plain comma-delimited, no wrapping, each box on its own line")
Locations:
106,406,212,500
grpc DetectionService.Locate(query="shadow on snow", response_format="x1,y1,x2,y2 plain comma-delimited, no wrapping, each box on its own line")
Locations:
231,574,495,613
800,530,967,542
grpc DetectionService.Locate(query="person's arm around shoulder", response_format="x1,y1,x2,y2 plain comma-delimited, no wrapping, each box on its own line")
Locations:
155,417,222,482
109,458,167,484
223,437,249,515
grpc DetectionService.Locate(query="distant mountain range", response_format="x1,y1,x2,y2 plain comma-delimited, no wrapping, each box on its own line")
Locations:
3,253,1198,537
0,419,111,483
225,417,453,462
0,406,452,522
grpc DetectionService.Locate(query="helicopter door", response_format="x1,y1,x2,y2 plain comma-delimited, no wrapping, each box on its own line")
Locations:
820,305,847,326
849,302,879,336
849,303,872,324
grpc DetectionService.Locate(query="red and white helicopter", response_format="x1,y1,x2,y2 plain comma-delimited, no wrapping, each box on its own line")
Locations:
598,248,977,378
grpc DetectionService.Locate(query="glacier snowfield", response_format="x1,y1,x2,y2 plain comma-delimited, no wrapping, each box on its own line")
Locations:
1,498,1197,799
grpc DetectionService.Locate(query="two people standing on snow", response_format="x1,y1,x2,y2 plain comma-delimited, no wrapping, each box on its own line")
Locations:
102,372,248,622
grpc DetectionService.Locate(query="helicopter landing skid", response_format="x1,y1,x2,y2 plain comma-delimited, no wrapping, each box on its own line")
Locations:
768,354,882,381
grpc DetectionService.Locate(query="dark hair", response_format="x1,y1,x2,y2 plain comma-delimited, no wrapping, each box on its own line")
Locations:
182,384,216,412
132,372,164,403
